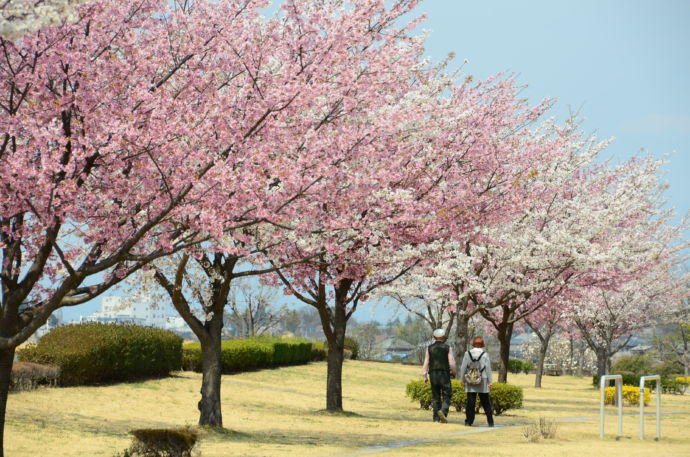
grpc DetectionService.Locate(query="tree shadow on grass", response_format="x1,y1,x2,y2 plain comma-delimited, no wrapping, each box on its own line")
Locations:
199,425,414,448
312,409,364,418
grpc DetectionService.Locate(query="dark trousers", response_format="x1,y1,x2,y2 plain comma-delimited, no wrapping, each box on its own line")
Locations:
465,392,494,426
429,370,451,421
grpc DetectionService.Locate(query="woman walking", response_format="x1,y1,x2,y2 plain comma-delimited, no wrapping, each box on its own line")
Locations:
459,336,494,427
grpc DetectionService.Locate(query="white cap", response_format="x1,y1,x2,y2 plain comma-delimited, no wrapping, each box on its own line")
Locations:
433,329,446,338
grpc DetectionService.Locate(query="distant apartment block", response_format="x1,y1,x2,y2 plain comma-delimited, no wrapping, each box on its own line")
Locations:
83,296,168,328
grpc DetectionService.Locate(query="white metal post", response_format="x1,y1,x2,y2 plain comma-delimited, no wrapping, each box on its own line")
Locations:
639,375,661,440
600,374,623,439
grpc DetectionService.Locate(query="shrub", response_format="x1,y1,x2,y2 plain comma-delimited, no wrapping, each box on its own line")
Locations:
18,323,182,386
604,385,650,406
592,373,642,387
450,379,466,411
507,359,523,374
257,337,312,365
118,428,198,457
10,361,60,391
672,377,689,394
521,361,533,374
405,379,433,410
182,337,313,373
405,380,522,416
611,354,653,375
490,382,523,415
490,359,528,375
653,360,685,378
310,342,327,362
344,337,360,360
660,378,687,395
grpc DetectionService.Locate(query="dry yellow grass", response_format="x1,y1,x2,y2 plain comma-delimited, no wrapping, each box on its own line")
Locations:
6,361,690,456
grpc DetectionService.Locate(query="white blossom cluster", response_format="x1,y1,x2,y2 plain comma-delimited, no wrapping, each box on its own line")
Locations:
521,333,596,374
0,0,86,40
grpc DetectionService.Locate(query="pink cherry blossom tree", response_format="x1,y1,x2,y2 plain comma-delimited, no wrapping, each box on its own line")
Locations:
0,0,334,447
120,0,456,425
267,67,556,410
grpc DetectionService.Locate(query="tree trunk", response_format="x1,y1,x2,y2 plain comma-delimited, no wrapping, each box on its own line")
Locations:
595,347,608,382
496,322,513,383
0,347,15,457
326,339,345,411
455,313,471,361
682,328,688,376
198,318,223,427
534,335,550,388
567,337,575,376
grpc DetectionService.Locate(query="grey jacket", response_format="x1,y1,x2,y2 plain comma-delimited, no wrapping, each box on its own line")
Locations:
459,347,493,393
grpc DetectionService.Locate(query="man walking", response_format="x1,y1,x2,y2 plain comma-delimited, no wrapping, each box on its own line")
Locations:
422,329,457,423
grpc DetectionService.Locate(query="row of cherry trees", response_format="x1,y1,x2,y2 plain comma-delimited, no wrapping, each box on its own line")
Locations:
385,146,688,384
0,1,687,455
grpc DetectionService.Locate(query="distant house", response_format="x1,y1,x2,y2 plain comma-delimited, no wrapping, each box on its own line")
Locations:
374,337,417,361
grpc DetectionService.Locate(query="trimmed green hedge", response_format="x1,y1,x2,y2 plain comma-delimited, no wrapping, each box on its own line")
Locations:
18,323,182,386
405,379,523,416
310,342,327,361
182,337,313,373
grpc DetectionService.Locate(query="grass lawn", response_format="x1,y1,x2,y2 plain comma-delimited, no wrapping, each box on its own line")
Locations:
6,360,690,456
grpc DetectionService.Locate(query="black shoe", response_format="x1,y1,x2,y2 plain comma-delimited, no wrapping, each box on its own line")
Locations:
464,421,471,427
488,423,494,427
438,410,447,423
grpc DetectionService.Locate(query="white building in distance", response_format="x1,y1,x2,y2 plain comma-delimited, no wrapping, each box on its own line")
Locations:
84,296,167,328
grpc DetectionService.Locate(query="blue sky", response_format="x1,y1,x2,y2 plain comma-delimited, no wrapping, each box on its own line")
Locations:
62,0,689,323
418,0,689,218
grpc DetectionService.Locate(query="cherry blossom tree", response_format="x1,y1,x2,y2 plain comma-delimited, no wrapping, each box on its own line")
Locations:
0,1,229,450
521,331,597,377
1,0,353,444
267,64,558,410
571,260,688,380
130,243,309,427
124,0,458,425
468,148,685,382
523,299,567,387
386,282,457,338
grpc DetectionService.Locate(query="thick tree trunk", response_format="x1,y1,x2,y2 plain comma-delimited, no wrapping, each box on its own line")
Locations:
198,318,224,427
496,322,513,383
0,347,15,457
326,340,345,411
455,313,471,361
595,347,608,382
324,281,349,412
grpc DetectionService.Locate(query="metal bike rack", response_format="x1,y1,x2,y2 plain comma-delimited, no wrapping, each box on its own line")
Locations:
600,374,623,439
639,375,661,440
